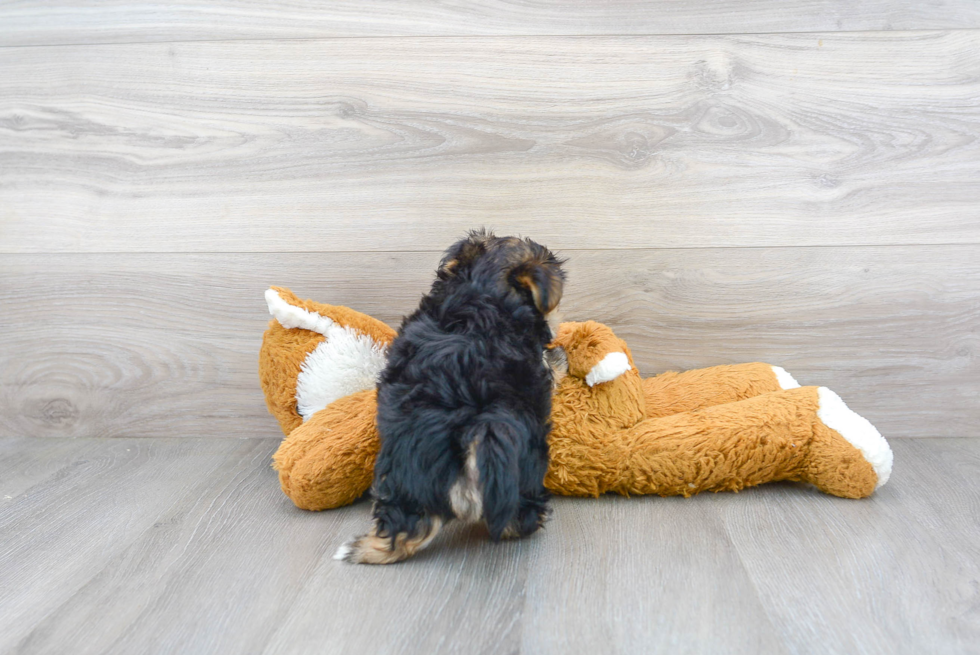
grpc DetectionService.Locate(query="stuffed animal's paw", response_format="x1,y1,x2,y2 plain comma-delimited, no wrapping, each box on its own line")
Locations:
585,352,631,386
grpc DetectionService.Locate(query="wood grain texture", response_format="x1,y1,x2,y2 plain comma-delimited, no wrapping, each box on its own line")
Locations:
0,438,268,650
2,32,979,253
723,438,980,654
7,440,333,655
262,504,531,655
519,495,785,653
1,0,979,46
0,436,93,501
1,245,976,440
0,437,976,654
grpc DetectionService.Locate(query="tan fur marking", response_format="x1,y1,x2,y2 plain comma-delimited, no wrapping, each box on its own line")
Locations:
546,309,563,341
514,272,540,309
499,525,521,540
544,346,569,388
342,517,443,565
449,441,483,522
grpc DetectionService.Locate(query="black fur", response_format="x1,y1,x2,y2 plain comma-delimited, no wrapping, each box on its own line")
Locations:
371,229,565,546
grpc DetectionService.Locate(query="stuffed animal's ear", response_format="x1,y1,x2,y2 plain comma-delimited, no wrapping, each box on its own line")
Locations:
511,259,565,314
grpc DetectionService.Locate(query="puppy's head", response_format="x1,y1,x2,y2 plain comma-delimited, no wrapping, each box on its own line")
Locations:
437,228,495,281
438,228,565,317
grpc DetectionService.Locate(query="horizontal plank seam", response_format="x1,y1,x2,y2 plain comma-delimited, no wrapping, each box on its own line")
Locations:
2,435,963,439
2,242,979,257
2,28,979,50
0,436,286,443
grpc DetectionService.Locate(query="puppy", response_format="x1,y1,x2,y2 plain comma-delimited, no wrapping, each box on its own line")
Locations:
335,229,566,564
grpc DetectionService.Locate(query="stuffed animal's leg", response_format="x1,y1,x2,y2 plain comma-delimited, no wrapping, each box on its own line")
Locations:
642,363,801,418
272,389,380,511
610,386,892,499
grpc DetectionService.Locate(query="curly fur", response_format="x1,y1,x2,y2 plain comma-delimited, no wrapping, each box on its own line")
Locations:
337,230,565,564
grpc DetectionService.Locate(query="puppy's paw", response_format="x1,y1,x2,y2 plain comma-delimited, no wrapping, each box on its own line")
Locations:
499,525,521,540
500,503,552,540
334,533,396,565
335,518,443,564
333,539,357,562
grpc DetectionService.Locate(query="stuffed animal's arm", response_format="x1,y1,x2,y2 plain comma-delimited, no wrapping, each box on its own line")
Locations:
551,321,634,386
642,362,801,419
550,321,799,420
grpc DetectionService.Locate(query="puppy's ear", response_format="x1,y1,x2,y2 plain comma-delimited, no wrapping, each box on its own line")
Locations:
511,259,565,314
438,229,494,279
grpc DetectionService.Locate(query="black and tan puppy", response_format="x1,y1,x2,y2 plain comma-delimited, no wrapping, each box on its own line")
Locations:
335,229,566,564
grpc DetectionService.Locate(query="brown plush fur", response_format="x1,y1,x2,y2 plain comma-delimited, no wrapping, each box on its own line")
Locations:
262,292,883,510
268,286,398,347
272,389,381,510
641,362,784,419
259,322,324,436
259,287,396,435
558,383,876,499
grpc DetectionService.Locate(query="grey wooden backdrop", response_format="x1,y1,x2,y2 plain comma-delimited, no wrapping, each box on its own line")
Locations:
2,2,978,440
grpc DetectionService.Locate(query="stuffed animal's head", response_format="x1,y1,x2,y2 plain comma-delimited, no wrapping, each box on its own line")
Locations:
260,287,395,436
545,321,646,497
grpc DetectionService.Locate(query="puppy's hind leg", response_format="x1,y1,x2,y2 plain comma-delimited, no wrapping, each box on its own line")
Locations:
500,491,551,539
335,513,443,565
500,423,552,540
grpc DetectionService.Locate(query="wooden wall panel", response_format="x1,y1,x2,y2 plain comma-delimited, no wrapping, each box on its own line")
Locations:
1,1,978,45
2,32,979,253
1,245,975,439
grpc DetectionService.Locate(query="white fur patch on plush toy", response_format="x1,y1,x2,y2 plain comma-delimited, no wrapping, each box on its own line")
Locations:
817,387,893,488
586,352,631,387
265,289,389,421
771,365,801,390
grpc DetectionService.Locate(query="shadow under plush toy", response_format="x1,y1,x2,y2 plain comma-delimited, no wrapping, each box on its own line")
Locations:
260,287,893,511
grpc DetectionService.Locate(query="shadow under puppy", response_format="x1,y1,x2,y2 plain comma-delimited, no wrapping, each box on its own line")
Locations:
336,229,566,564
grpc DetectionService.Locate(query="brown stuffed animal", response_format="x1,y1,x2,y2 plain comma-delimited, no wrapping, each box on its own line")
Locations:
261,287,893,511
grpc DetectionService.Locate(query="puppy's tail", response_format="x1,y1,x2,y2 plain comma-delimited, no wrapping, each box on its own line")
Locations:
471,419,522,541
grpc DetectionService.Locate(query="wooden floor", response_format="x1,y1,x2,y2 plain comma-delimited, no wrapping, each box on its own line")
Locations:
3,3,979,654
0,437,976,654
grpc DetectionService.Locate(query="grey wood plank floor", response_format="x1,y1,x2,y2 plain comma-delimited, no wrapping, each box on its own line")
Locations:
1,437,976,654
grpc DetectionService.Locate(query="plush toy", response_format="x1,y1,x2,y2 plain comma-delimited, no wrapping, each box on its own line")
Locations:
260,287,893,511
